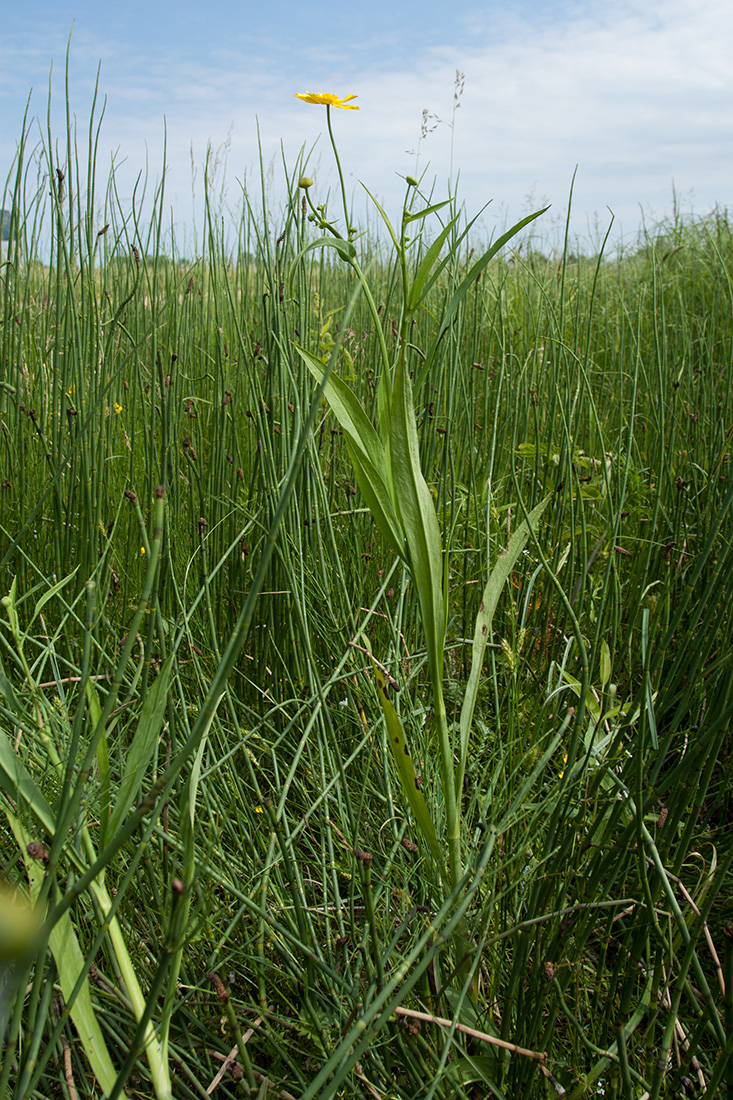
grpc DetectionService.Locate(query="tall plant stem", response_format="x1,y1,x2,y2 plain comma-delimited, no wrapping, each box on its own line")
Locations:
434,684,462,892
326,105,351,233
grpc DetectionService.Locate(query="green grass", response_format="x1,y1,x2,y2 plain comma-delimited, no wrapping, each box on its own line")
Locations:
1,86,732,1100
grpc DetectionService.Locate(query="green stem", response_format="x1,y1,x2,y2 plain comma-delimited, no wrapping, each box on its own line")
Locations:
433,681,469,985
343,267,393,417
302,183,392,394
326,105,351,233
433,684,461,892
82,830,172,1100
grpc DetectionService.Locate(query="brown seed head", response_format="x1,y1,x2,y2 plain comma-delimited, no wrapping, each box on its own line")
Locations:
206,971,229,1004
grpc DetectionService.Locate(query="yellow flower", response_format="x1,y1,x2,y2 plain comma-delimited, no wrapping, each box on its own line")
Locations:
140,546,146,556
114,402,123,415
559,752,568,779
294,92,359,110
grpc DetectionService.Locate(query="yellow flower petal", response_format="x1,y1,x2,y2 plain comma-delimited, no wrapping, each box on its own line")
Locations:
294,91,359,110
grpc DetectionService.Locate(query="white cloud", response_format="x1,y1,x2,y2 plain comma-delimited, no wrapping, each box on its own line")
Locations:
2,0,731,253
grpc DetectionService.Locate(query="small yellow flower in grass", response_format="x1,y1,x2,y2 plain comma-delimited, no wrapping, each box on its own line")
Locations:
114,401,123,415
559,752,568,778
254,805,264,814
294,91,359,110
140,546,146,556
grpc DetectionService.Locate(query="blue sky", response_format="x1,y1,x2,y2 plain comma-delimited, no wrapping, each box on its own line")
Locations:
2,0,731,252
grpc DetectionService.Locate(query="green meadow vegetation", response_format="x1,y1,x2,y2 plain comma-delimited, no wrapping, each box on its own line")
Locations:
1,86,733,1100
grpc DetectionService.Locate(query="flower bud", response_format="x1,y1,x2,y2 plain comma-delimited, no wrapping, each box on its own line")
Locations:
405,175,419,187
298,176,314,190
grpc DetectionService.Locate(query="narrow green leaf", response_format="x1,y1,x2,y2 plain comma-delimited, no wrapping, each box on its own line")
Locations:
640,608,659,750
86,875,171,1098
558,669,603,726
7,813,117,1097
0,729,56,836
368,657,442,865
444,207,549,322
600,639,612,691
343,441,405,558
298,344,405,556
403,199,453,225
297,345,384,467
407,212,462,312
456,494,551,798
189,692,225,826
289,236,356,270
359,183,401,252
105,656,172,841
419,207,548,389
0,654,22,717
390,355,446,685
28,568,79,628
88,680,111,842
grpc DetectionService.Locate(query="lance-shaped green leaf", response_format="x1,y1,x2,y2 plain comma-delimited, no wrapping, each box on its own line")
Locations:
0,654,22,714
26,568,79,629
389,354,446,686
297,344,404,558
456,494,552,799
600,638,612,692
360,183,401,252
418,207,549,390
367,654,442,866
403,198,452,226
289,235,357,269
103,655,173,844
0,728,56,836
406,210,462,312
86,874,172,1098
7,813,117,1098
89,679,112,846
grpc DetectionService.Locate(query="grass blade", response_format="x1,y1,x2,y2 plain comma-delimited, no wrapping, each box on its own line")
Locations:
7,813,117,1098
103,655,173,844
298,343,404,555
456,494,551,798
367,649,442,866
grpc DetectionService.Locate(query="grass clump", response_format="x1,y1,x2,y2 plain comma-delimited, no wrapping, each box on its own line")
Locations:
0,81,732,1099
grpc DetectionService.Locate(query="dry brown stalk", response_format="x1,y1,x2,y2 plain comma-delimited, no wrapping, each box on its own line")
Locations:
205,1015,262,1096
393,1006,546,1062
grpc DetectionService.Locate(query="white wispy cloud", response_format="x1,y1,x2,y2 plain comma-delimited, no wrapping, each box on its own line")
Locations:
2,0,731,252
